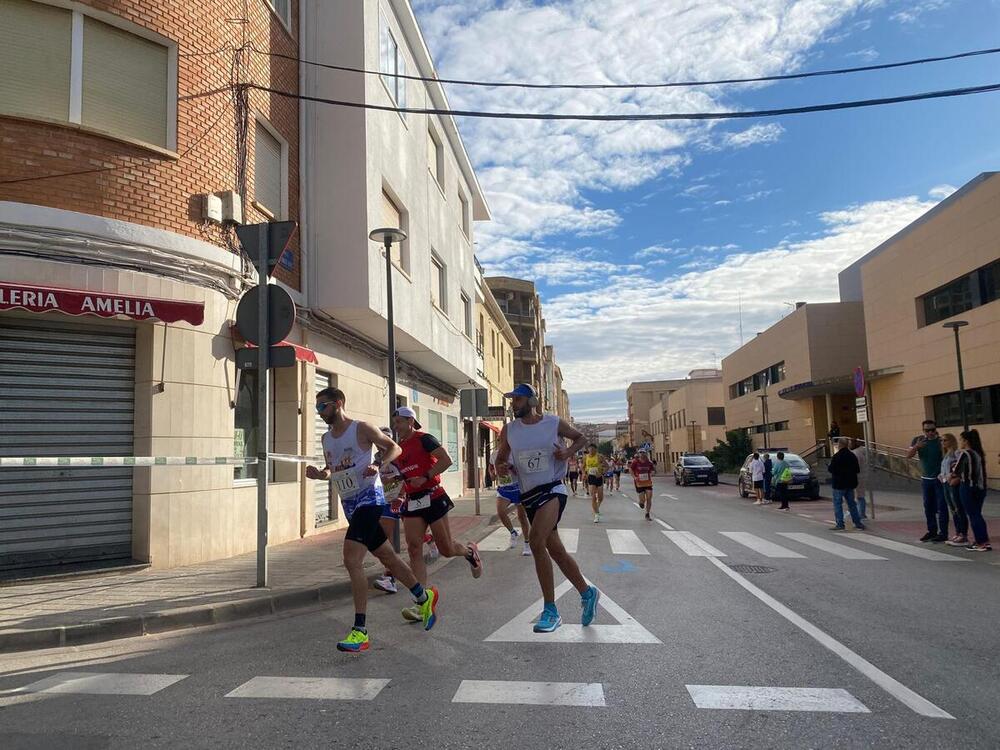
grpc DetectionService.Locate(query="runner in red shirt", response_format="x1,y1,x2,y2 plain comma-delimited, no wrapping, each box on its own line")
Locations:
392,407,483,623
631,450,656,521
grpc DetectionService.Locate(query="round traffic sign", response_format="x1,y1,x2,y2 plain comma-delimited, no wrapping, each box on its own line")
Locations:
235,283,295,346
853,366,866,397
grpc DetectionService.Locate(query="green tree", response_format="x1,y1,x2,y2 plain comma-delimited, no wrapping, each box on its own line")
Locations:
705,429,753,472
598,440,614,457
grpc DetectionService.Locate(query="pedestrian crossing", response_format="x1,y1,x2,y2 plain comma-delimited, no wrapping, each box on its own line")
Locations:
477,525,969,564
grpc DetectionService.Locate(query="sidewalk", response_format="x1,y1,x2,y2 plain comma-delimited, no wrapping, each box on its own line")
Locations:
0,497,494,653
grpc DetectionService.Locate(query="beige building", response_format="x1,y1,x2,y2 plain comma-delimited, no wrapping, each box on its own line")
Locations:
723,302,869,454
665,374,726,465
475,261,518,410
559,388,571,422
487,277,545,400
648,397,669,466
841,171,1000,484
627,379,688,448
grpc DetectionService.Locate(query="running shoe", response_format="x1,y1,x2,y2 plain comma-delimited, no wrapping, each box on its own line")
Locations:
522,542,532,556
467,542,483,578
401,605,422,623
420,586,440,631
946,537,969,547
374,575,397,594
509,529,520,549
533,605,562,633
645,513,651,522
593,513,599,524
967,543,993,552
581,585,600,626
427,541,440,561
336,628,370,653
830,525,846,531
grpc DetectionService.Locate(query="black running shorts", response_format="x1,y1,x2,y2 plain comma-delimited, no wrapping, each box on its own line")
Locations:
402,492,454,525
345,504,389,552
587,475,604,487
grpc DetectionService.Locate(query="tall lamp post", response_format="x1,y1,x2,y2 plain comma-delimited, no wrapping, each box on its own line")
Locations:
370,227,407,552
943,320,970,432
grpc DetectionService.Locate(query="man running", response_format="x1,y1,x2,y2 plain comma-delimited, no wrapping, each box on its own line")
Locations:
491,448,532,556
494,384,600,633
374,427,402,594
631,449,656,521
583,444,606,522
306,389,438,652
566,452,581,496
612,456,623,492
392,406,483,623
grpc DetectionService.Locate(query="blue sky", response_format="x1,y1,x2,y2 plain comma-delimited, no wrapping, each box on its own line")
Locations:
412,0,1000,423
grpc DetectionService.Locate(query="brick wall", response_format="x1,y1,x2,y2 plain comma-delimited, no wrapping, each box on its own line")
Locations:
0,0,301,290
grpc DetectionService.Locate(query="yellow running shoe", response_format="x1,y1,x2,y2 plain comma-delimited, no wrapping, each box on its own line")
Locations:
420,586,440,631
336,628,369,653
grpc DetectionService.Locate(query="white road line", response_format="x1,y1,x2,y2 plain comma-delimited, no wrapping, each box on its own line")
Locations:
719,532,806,559
662,531,726,557
848,534,970,562
560,528,579,554
686,685,870,713
225,677,389,701
453,680,605,707
778,533,887,560
660,493,679,500
478,527,515,551
654,518,675,531
607,529,650,555
17,672,187,696
704,556,954,719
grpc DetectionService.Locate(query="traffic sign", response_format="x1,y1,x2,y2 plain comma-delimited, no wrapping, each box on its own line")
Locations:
853,367,866,397
236,345,296,370
855,397,867,407
461,387,489,418
235,284,295,346
236,221,296,278
856,406,869,423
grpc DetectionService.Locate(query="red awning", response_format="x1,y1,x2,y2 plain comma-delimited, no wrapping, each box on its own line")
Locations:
0,281,205,325
480,420,502,435
229,325,318,364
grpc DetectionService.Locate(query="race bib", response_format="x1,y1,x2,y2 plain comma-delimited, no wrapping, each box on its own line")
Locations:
407,494,431,511
587,467,599,476
332,469,360,496
517,449,550,475
637,472,650,482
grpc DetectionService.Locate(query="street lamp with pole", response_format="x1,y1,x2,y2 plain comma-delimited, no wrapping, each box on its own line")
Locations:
943,320,970,432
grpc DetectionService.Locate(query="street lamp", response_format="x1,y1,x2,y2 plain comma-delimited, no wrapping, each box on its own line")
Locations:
943,320,970,432
369,227,407,428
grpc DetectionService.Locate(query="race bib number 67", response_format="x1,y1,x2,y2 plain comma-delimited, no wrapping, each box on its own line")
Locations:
517,450,550,475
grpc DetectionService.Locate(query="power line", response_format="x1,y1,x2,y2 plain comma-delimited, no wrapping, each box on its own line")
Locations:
250,80,1000,122
253,43,1000,91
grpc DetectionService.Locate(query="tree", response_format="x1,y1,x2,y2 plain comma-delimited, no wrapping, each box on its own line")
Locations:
705,429,753,472
598,440,614,457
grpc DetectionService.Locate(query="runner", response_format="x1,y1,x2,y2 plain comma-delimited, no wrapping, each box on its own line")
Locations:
566,452,581,496
374,427,402,594
613,455,623,492
306,389,438,652
583,443,606,522
494,383,600,633
491,448,532,556
603,456,616,495
392,406,483,624
630,449,656,521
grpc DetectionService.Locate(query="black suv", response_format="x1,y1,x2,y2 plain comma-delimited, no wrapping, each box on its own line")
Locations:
674,454,718,486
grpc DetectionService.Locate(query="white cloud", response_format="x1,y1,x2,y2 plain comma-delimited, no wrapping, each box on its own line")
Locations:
890,0,950,24
928,184,957,200
720,123,786,149
844,47,879,61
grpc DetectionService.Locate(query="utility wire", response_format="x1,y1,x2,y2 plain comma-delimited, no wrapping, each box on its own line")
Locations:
252,43,1000,90
250,80,1000,122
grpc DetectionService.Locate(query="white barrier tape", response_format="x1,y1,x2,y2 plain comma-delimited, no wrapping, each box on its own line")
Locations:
0,456,257,467
268,453,324,464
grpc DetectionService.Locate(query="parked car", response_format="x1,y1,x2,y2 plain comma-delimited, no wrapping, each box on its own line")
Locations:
674,454,719,486
738,452,821,500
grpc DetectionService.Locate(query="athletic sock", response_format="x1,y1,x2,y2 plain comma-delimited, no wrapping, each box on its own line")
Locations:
410,583,427,603
353,613,367,631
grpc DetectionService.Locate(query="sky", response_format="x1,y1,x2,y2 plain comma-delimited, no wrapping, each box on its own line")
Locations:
411,0,1000,423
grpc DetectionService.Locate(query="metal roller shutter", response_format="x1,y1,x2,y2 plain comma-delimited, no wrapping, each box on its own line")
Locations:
314,372,336,526
0,317,135,572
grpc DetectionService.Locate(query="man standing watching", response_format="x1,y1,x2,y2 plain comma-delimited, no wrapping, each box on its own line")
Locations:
828,437,865,531
907,419,949,542
495,384,600,634
306,389,438,651
762,452,773,503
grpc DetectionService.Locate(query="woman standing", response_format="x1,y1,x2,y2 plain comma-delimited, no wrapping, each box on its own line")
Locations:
939,433,969,547
952,430,991,552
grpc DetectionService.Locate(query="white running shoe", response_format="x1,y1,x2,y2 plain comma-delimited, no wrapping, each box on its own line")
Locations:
522,542,532,556
509,529,520,549
593,513,599,523
427,541,440,561
374,575,397,594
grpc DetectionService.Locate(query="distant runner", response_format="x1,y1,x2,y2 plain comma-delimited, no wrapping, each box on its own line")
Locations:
583,444,606,522
612,456,623,492
491,448,532,556
630,450,656,521
494,383,600,634
566,452,581,496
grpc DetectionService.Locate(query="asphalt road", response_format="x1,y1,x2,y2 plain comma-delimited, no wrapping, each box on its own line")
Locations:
2,482,998,750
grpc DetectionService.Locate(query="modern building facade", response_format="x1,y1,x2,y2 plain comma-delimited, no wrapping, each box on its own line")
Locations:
627,379,689,448
665,372,726,465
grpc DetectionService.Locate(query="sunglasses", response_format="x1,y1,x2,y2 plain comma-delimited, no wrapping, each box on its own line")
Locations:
316,401,334,414
923,427,937,433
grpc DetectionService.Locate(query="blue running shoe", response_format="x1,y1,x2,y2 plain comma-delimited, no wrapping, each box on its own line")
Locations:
533,604,562,633
581,586,600,626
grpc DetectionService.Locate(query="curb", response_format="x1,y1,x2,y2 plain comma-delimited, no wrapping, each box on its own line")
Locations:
0,515,496,655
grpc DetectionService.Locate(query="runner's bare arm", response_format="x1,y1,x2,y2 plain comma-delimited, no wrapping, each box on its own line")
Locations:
494,424,512,471
360,422,402,471
554,419,586,460
427,446,452,477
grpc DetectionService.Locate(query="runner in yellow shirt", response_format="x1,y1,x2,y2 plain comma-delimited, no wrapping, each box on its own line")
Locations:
583,444,607,523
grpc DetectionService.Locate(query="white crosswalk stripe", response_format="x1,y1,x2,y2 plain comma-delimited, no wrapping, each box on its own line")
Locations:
478,527,515,551
777,533,887,560
848,534,970,562
225,677,389,700
663,531,727,557
686,685,870,713
452,680,606,706
16,672,187,696
560,528,579,553
719,532,806,558
607,529,650,555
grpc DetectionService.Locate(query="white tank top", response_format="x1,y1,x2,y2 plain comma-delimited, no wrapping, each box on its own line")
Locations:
506,414,567,495
321,420,384,516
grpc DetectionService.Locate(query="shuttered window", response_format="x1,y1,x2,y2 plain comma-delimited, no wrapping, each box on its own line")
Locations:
0,0,72,122
428,126,444,186
381,189,408,271
254,119,285,219
82,16,168,148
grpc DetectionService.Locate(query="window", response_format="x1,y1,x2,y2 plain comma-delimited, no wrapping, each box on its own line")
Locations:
919,259,1000,326
932,384,1000,427
446,415,459,472
728,384,738,400
428,126,444,186
461,292,472,338
491,330,496,356
0,0,174,150
378,12,406,111
254,118,286,219
431,252,447,311
381,189,409,271
265,0,290,27
233,371,274,481
458,191,470,238
428,410,443,442
707,407,726,426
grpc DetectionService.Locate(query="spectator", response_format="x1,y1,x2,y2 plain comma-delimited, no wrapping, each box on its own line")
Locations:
952,430,991,552
762,452,773,503
939,433,969,547
828,437,865,531
907,419,948,543
750,452,765,504
828,421,841,439
771,451,791,511
852,439,869,519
